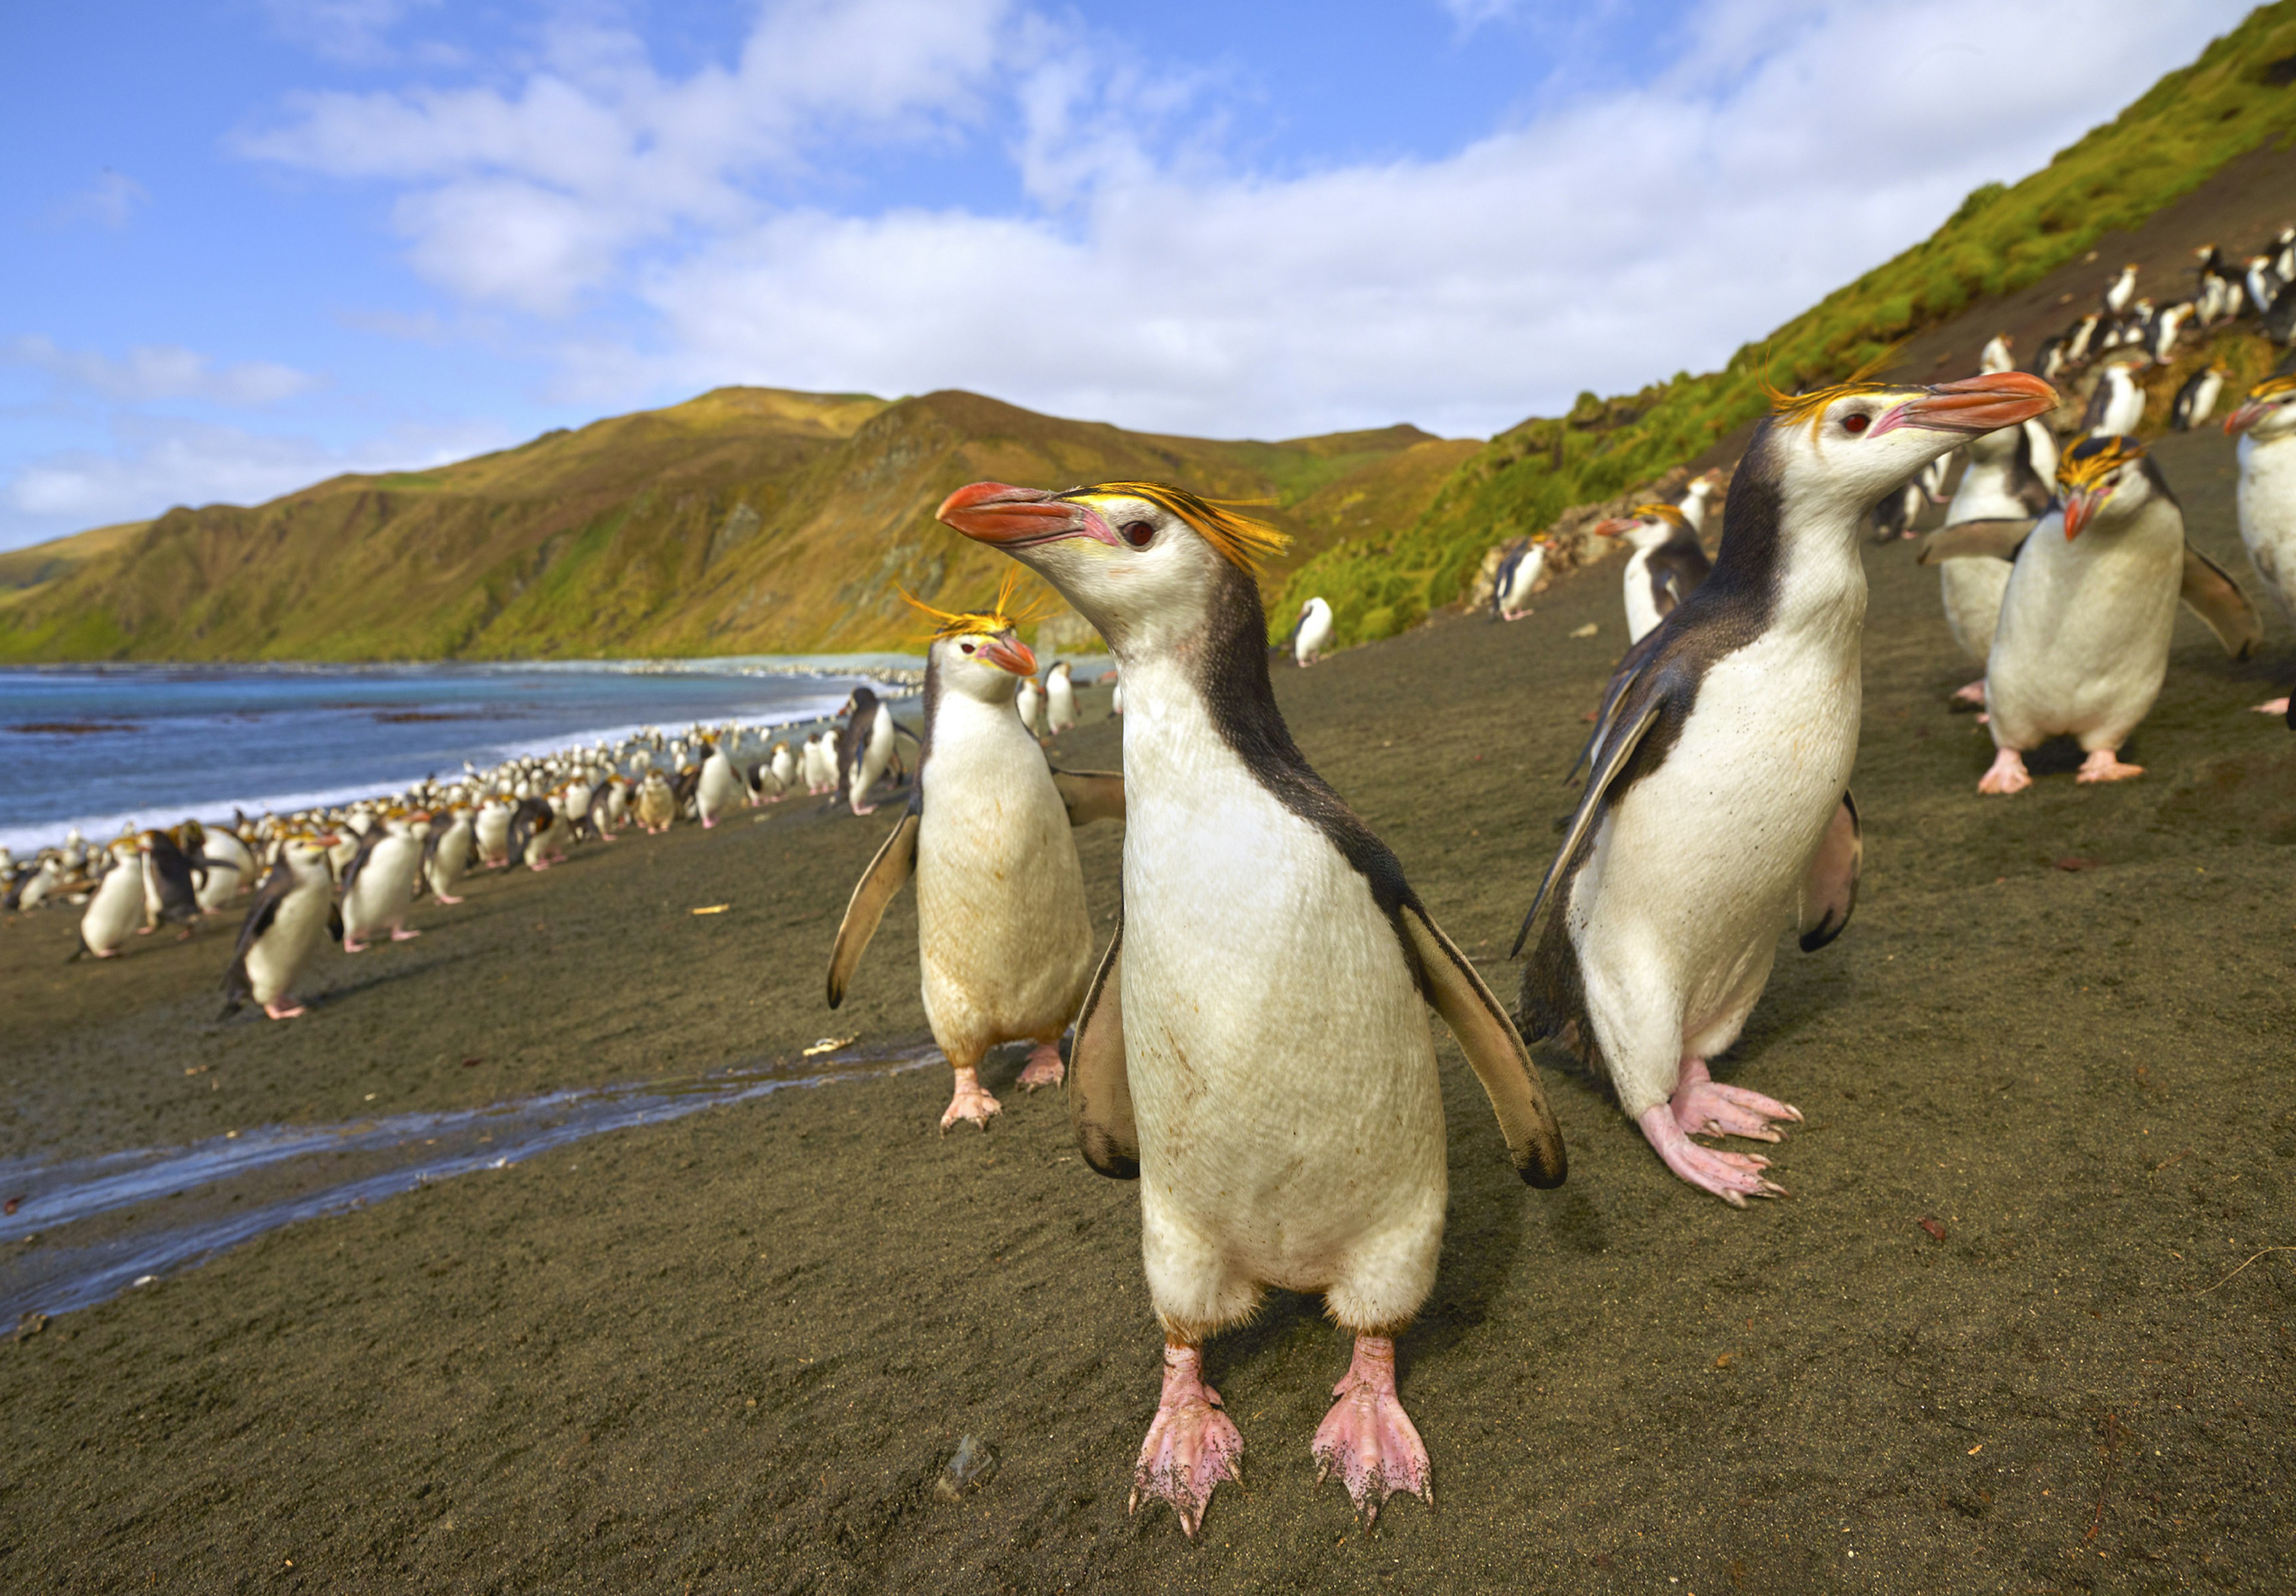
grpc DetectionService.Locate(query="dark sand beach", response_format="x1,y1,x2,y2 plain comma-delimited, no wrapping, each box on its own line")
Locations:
2,427,2292,1592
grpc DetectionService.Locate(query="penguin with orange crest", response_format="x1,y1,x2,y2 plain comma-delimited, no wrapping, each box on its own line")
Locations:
827,573,1123,1133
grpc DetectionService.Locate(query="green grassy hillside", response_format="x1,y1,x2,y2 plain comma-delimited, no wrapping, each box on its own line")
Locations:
0,390,1458,661
1278,0,2296,643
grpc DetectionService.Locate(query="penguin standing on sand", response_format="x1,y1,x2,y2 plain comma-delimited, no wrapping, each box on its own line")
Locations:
138,829,203,939
695,739,743,828
73,837,146,959
1014,673,1045,737
193,825,254,912
221,833,341,1021
1291,596,1335,667
474,798,514,868
1044,659,1079,734
1593,503,1712,642
340,811,424,950
1491,536,1548,621
1916,414,2058,701
836,688,903,815
509,796,563,867
634,769,677,834
828,577,1121,1131
801,733,837,795
423,804,476,904
770,740,798,796
1518,371,2060,1203
2225,374,2296,715
940,478,1565,1534
1979,435,2260,794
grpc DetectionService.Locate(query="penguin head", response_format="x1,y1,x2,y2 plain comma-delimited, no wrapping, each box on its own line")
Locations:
1755,370,2057,514
903,575,1040,700
2225,375,2296,441
1593,504,1688,550
936,480,1286,655
2055,435,2155,539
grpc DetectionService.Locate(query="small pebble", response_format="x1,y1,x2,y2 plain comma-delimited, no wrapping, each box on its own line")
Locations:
935,1434,999,1499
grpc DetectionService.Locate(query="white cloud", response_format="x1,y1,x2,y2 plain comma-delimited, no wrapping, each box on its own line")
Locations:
2,415,510,541
7,337,317,407
251,0,441,65
47,170,149,231
241,0,2254,440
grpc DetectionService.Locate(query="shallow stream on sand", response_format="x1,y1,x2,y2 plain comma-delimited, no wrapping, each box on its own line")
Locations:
0,1038,944,1325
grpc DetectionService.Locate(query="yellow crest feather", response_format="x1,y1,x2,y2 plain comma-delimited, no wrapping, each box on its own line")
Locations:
1068,481,1290,574
898,568,1046,642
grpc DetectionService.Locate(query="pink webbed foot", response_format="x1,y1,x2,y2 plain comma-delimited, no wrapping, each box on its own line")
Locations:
2253,697,2291,716
2076,747,2144,784
1977,746,2031,796
136,926,154,936
1671,1058,1801,1143
1017,1042,1064,1092
390,926,422,941
432,892,463,905
939,1066,1002,1133
1636,1105,1787,1207
262,1001,307,1020
1952,679,1987,706
342,936,368,953
1131,1343,1244,1538
1312,1336,1431,1523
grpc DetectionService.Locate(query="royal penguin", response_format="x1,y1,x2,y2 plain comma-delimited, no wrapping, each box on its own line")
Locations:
2082,362,2147,437
1979,435,2260,794
2222,375,2296,715
1979,333,2015,374
1292,595,1335,667
1491,535,1548,621
340,810,425,950
1916,414,2059,701
2150,303,2193,364
1045,658,1079,734
695,739,744,828
828,577,1120,1131
770,740,798,796
1677,469,1723,533
1593,502,1713,642
193,824,254,913
474,798,514,868
801,733,838,796
220,832,342,1020
1014,673,1045,738
423,803,477,904
938,478,1565,1534
2173,365,2228,431
134,828,204,939
837,688,903,815
634,768,677,834
1518,371,2059,1203
2103,263,2138,318
509,796,563,867
72,836,146,959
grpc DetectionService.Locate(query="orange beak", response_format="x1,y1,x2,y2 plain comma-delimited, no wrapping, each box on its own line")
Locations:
2224,399,2271,435
1592,517,1638,539
936,483,1116,551
981,633,1037,676
1869,371,2058,437
2061,490,2102,540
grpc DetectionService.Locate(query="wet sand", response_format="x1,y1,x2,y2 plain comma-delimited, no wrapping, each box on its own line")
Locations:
2,428,2292,1592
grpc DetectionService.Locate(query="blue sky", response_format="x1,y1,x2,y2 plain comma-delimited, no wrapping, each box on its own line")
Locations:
0,0,2257,551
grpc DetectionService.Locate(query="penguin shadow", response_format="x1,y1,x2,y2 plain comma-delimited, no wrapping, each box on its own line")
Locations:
310,950,458,1006
2013,734,2124,778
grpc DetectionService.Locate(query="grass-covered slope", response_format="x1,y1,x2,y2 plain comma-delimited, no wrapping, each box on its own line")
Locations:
1280,0,2296,643
0,390,1457,662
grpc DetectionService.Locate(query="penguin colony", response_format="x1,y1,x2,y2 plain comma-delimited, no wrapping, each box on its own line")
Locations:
4,671,1107,1020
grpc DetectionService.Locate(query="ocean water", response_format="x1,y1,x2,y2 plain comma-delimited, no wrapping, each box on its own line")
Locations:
0,658,918,855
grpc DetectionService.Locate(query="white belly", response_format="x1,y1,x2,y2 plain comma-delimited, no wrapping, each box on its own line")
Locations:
81,866,143,953
1119,663,1443,1326
1986,513,2181,751
2236,434,2296,621
344,837,418,934
1938,559,2013,663
914,700,1096,1060
1569,623,1860,1115
248,878,333,1005
1622,549,1663,642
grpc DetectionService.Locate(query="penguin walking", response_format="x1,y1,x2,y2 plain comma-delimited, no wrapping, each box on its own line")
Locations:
1045,659,1079,734
340,811,424,950
423,804,476,904
2222,376,2296,715
1593,503,1712,642
509,796,563,867
220,833,341,1020
1518,371,2059,1202
1979,435,2261,794
193,825,254,913
2103,263,2139,317
1491,536,1547,621
2174,365,2228,431
474,798,514,868
837,689,902,815
695,740,743,829
801,733,838,796
137,829,203,939
1916,415,2058,701
770,740,798,796
829,579,1120,1131
72,837,146,959
1292,596,1335,667
939,478,1565,1534
2082,362,2147,437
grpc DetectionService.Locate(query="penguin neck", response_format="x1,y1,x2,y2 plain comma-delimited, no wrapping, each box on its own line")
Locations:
1705,441,1868,645
1113,564,1312,793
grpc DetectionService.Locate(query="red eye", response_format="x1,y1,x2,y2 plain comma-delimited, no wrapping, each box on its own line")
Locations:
960,642,975,654
1120,520,1155,548
1842,413,1871,435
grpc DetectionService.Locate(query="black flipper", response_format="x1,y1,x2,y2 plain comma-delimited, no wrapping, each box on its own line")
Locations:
1067,914,1135,1179
1796,792,1861,953
220,859,292,1019
1915,518,2035,565
1048,768,1125,826
2178,544,2262,659
1516,693,1666,959
1400,905,1566,1187
825,812,920,1008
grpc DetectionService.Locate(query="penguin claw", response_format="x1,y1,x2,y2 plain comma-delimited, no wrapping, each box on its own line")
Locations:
1311,1336,1431,1523
938,1067,1003,1134
1016,1043,1065,1092
1131,1345,1242,1540
1638,1105,1789,1206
